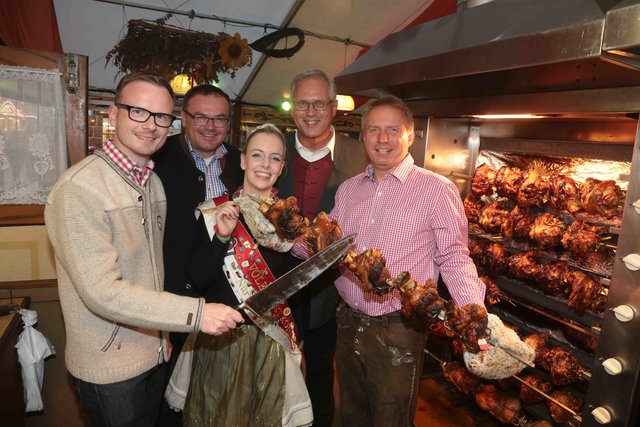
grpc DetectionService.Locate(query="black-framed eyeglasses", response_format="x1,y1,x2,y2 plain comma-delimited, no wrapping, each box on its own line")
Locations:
293,100,334,111
183,110,230,128
114,103,177,128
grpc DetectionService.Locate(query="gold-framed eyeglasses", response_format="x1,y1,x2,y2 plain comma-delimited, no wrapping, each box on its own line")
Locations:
183,110,230,128
114,103,177,128
293,100,334,111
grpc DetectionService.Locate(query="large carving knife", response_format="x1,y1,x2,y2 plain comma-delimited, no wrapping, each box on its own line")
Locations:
236,233,356,318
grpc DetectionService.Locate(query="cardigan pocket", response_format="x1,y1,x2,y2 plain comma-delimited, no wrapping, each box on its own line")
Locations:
100,324,120,352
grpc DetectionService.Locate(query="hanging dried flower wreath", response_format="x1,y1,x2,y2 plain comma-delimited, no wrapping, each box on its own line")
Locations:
105,16,252,84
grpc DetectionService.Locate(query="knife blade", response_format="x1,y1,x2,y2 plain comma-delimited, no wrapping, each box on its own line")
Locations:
236,233,356,318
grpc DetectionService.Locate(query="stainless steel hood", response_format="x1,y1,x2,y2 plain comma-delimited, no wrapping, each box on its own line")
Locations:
335,0,640,103
602,0,640,69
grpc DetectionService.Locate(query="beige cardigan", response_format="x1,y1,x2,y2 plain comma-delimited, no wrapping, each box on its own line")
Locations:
45,152,205,384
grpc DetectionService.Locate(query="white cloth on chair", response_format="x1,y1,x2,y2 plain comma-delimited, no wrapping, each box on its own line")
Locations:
15,308,56,412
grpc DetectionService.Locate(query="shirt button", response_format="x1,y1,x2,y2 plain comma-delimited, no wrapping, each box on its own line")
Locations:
198,176,204,182
370,219,375,224
185,283,193,290
354,338,359,344
357,326,364,333
355,350,361,356
378,192,382,196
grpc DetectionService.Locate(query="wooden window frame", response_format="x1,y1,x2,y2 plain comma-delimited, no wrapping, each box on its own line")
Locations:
0,47,87,226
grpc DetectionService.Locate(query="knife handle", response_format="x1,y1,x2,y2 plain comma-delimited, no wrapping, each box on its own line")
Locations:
234,303,253,326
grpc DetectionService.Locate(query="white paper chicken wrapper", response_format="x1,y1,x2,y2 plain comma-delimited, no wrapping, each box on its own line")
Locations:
234,195,293,252
463,313,535,380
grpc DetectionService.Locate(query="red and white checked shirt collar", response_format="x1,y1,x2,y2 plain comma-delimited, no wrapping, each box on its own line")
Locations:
331,154,486,316
102,140,154,187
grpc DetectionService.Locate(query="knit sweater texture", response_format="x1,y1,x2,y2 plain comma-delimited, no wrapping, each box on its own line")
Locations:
45,151,204,384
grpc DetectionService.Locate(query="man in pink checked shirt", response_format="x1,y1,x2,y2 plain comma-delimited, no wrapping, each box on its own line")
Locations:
329,95,486,427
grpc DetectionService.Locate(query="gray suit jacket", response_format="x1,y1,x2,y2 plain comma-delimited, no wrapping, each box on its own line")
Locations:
277,131,369,329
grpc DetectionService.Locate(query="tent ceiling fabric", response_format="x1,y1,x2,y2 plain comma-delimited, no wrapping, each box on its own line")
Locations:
53,0,433,107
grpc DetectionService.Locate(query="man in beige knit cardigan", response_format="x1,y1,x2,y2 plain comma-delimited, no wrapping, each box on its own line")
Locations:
45,72,243,427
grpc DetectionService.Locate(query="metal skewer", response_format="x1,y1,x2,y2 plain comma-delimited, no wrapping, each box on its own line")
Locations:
512,374,582,423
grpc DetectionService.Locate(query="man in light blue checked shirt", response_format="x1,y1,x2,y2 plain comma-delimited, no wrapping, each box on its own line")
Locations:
153,84,244,427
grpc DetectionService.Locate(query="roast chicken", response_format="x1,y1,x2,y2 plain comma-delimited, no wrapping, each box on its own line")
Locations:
299,211,342,254
495,166,525,200
561,323,600,354
561,220,604,259
536,346,584,386
523,332,548,354
341,249,391,295
468,237,488,267
529,213,567,248
387,272,445,322
444,303,489,353
519,374,552,405
563,270,607,314
549,175,582,214
479,201,510,234
508,251,542,282
463,194,485,223
525,421,553,427
259,196,307,240
536,261,571,296
442,361,481,395
547,390,582,424
485,242,510,276
501,205,534,239
581,178,624,219
516,170,550,208
480,275,501,305
474,384,521,424
471,164,498,196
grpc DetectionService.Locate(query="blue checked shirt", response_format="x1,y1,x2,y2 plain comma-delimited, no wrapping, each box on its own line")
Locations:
187,139,229,200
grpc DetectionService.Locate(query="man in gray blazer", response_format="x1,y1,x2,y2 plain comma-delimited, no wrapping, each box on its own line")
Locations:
276,69,369,427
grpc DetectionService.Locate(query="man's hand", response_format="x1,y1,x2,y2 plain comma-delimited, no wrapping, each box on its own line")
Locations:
463,313,535,379
199,303,244,335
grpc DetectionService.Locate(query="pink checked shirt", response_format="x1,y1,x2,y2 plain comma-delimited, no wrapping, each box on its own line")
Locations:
332,154,486,316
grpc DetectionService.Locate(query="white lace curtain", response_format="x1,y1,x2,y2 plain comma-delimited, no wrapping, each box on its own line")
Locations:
0,65,67,204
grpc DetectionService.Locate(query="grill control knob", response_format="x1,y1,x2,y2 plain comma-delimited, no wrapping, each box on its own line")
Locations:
602,358,623,375
612,305,635,322
622,253,640,271
592,407,613,424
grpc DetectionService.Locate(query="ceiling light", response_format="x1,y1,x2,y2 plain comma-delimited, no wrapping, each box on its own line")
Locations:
471,114,542,119
171,74,196,95
336,94,355,112
281,100,292,112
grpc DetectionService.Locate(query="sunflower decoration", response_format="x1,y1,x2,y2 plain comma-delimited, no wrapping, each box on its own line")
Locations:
219,33,252,69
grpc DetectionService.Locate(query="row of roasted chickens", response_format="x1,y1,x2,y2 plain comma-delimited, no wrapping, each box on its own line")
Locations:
464,197,610,260
441,359,582,425
470,237,607,315
431,316,588,424
470,163,625,220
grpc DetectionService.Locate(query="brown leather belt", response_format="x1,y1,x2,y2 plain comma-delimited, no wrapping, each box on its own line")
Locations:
341,303,405,326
